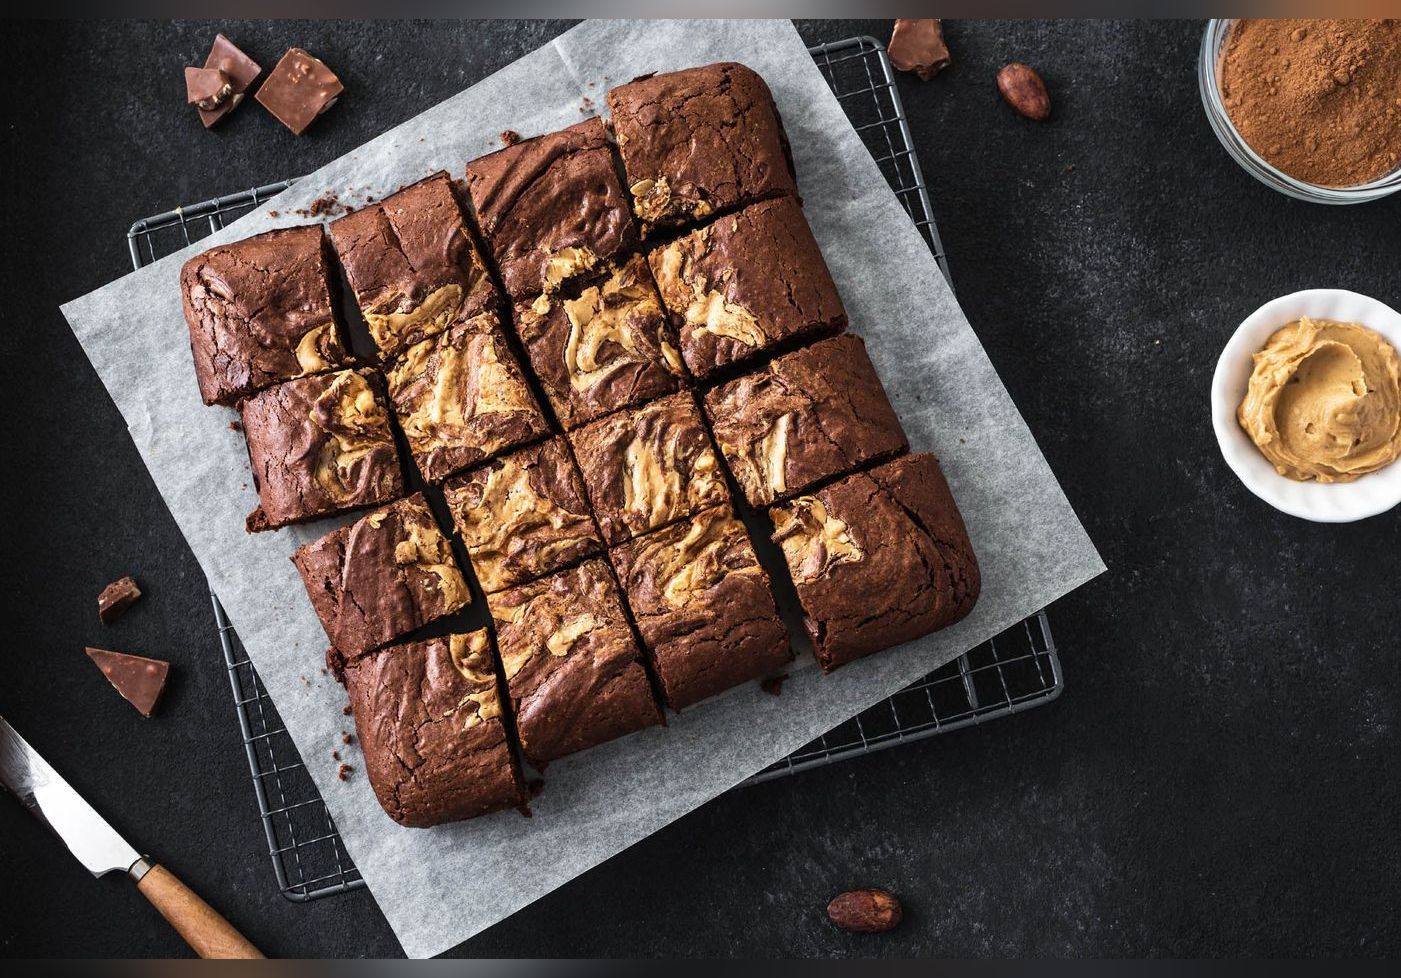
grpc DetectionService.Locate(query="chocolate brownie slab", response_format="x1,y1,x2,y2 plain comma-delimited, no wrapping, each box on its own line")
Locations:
613,506,791,710
704,334,907,508
489,559,661,765
608,63,797,232
181,224,350,405
292,492,469,659
241,368,404,531
330,171,499,361
343,631,527,827
567,392,729,545
442,437,603,594
770,453,980,672
384,311,549,484
648,197,846,379
466,117,636,299
516,254,685,430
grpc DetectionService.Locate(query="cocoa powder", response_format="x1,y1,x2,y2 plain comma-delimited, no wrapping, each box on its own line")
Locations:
1220,19,1401,187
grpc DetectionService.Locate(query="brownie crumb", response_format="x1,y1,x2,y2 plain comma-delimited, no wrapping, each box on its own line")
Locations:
337,763,353,781
761,674,788,697
228,420,242,432
341,732,354,745
298,193,345,218
342,703,353,716
500,129,521,146
331,750,340,761
267,210,279,218
579,95,595,114
959,437,967,444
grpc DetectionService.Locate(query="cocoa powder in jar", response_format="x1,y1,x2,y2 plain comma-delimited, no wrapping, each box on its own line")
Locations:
1219,19,1401,187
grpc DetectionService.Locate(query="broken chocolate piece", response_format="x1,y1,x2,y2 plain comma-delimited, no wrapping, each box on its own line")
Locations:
257,48,343,135
98,575,142,624
85,647,170,718
185,66,232,109
889,19,951,81
197,34,261,128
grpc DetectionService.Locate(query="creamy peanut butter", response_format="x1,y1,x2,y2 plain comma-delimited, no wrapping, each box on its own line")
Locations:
1238,316,1401,483
363,283,466,355
773,496,865,583
311,371,391,500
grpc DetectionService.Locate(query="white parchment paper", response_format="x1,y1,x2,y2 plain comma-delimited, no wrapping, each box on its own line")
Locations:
62,20,1104,957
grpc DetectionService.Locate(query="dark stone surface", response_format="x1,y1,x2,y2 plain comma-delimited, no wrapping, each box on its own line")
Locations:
2,18,1398,958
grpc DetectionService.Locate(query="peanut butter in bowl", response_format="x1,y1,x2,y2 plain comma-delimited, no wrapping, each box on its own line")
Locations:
1237,316,1401,482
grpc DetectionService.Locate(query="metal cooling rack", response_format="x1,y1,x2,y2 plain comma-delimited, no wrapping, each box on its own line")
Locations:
126,35,1063,902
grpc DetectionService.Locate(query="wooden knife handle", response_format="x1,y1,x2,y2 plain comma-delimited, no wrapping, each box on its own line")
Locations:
134,863,264,959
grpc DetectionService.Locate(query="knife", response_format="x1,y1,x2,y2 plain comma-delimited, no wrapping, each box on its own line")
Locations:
0,714,264,959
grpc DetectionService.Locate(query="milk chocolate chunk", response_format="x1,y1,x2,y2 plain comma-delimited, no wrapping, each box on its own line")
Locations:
889,19,951,80
97,576,143,624
241,368,405,531
516,255,685,430
648,197,846,379
568,392,730,546
442,437,602,594
343,631,528,827
86,648,170,718
256,48,343,136
613,507,792,710
771,454,979,672
292,493,469,659
330,171,498,361
384,311,549,484
489,559,661,766
196,33,261,128
185,67,232,110
704,334,907,508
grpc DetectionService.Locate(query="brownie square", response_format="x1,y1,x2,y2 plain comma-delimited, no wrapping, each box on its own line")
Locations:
489,559,662,766
343,631,527,827
292,492,470,659
181,224,351,406
241,368,404,531
442,437,602,594
466,117,636,299
330,171,499,362
385,311,549,484
648,197,846,379
770,454,980,672
613,506,791,710
704,334,908,508
568,392,730,545
608,63,797,233
516,254,685,430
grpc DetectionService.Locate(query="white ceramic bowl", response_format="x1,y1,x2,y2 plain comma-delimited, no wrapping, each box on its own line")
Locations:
1211,289,1401,522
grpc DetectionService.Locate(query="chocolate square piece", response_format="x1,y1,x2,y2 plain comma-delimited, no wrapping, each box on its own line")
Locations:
97,576,142,625
704,334,907,508
196,34,261,127
489,559,661,766
466,117,636,299
86,648,170,718
330,171,499,361
567,392,729,545
770,454,980,672
181,225,351,406
613,506,791,710
516,254,685,430
384,311,549,484
442,437,602,594
240,368,404,531
648,197,846,379
292,492,469,659
343,631,527,827
256,48,343,135
608,63,797,232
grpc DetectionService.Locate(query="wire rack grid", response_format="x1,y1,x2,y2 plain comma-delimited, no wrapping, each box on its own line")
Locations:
125,35,1063,902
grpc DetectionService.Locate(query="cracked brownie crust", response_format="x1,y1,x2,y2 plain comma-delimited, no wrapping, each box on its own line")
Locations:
704,334,908,508
385,311,549,484
181,224,350,406
648,197,846,379
240,367,405,531
330,171,499,362
442,437,602,594
568,392,730,545
292,492,469,659
343,631,527,827
516,254,685,429
771,453,980,672
608,63,797,232
489,559,662,766
466,117,636,299
613,506,792,710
